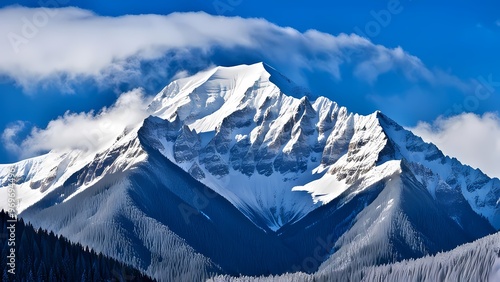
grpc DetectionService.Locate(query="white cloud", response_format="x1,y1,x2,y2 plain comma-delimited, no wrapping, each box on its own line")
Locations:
1,121,26,155
2,88,152,159
410,112,500,179
0,6,464,91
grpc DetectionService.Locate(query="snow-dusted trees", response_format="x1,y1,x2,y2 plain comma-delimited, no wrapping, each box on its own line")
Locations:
357,232,499,282
0,210,154,282
212,231,499,282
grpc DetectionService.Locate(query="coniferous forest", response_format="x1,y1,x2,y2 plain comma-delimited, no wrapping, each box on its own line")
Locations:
210,231,500,282
0,210,155,282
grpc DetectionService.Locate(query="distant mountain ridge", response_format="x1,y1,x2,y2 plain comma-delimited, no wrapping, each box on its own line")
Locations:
0,63,498,281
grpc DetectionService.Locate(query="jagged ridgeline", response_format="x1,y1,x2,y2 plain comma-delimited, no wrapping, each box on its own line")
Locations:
0,63,499,282
0,210,155,282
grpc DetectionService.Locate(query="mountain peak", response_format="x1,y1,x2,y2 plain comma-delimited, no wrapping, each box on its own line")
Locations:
141,64,500,231
2,63,499,232
1,63,499,281
147,62,310,134
138,65,403,230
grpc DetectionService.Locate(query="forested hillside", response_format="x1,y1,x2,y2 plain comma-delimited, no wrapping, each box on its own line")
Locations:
0,210,154,281
211,231,500,282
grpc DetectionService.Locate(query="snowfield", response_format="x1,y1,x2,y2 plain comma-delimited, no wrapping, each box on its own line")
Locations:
0,63,499,281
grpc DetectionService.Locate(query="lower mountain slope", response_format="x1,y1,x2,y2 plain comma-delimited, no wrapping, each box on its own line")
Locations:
210,230,500,282
21,126,306,280
0,63,498,281
0,210,154,282
356,231,500,282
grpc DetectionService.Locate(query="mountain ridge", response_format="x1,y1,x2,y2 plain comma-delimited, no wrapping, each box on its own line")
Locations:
0,62,498,281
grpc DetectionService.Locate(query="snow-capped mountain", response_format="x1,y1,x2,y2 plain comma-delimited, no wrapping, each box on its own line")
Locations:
141,62,499,231
1,63,499,281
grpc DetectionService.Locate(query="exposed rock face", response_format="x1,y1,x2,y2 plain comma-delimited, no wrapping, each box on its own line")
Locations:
150,77,386,181
189,162,206,180
174,125,201,163
140,63,500,231
2,63,498,234
0,63,499,282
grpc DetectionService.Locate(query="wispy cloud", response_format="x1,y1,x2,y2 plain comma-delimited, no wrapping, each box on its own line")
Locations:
1,121,26,155
2,88,152,159
0,6,466,92
410,112,500,179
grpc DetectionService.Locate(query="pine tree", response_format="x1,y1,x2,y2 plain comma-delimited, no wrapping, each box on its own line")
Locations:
28,269,35,281
36,261,46,282
81,269,88,282
48,267,56,282
2,268,10,282
0,211,154,282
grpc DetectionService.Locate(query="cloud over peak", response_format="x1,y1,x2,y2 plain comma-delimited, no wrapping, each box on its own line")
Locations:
2,88,152,159
0,6,464,92
410,112,500,179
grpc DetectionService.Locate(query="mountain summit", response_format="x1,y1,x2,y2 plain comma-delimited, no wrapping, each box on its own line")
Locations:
144,62,499,231
1,63,499,281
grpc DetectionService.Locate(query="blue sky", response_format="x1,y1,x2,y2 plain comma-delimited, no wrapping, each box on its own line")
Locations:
0,0,499,177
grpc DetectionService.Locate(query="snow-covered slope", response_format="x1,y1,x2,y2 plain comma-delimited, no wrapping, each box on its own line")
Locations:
1,63,498,232
0,124,147,214
378,113,500,229
143,62,500,231
0,62,499,281
211,231,500,282
358,230,500,282
0,150,93,211
144,63,403,231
